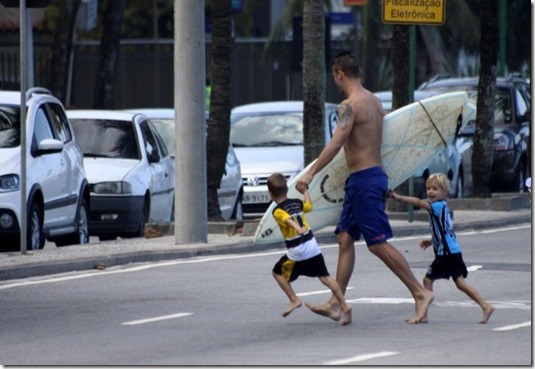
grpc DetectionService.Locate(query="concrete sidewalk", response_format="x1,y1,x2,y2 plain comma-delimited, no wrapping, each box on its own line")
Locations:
0,195,531,281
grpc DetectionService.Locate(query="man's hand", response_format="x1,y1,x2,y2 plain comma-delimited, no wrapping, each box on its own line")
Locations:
296,172,313,193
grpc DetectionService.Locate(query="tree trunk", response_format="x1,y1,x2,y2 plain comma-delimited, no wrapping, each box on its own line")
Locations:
362,0,382,91
302,0,325,166
93,0,126,109
48,0,81,106
206,0,233,220
391,25,410,111
472,0,498,198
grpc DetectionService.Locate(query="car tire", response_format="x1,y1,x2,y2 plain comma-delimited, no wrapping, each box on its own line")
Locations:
231,190,244,222
99,235,117,242
454,173,464,199
27,200,44,251
54,197,90,247
125,198,149,238
512,161,526,192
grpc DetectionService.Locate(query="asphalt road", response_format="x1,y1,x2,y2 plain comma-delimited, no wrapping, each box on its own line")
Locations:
1,224,531,365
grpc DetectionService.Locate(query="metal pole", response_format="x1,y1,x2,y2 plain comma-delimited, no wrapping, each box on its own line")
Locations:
407,25,415,223
20,0,28,253
173,0,207,243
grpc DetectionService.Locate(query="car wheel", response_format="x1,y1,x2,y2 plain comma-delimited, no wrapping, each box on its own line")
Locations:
512,161,526,192
99,235,117,242
27,200,44,251
125,198,149,238
231,190,244,222
55,197,90,247
454,174,464,199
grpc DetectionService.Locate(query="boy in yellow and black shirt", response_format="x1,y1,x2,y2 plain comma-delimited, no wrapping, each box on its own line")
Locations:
267,173,352,325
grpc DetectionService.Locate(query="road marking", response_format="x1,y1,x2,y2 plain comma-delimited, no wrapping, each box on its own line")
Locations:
0,224,529,290
122,312,193,326
493,321,531,331
297,287,354,297
324,351,399,365
345,297,531,310
467,265,483,271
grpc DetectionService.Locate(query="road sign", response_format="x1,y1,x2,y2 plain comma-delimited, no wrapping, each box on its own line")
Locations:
344,0,367,5
382,0,446,25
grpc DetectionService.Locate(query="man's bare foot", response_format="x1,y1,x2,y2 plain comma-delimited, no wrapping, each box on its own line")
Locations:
305,302,342,321
405,290,434,324
479,305,495,324
282,300,302,317
341,306,352,326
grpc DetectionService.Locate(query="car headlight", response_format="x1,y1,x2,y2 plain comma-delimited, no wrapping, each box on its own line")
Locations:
0,174,19,193
493,134,513,151
92,181,132,194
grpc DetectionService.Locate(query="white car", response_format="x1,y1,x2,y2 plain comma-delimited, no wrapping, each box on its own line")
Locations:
126,108,243,221
0,88,90,251
230,101,339,214
67,110,175,241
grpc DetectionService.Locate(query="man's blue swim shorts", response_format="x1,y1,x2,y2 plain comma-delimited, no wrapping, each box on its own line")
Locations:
335,166,393,246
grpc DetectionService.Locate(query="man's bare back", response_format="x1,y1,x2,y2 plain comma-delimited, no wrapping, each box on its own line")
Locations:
341,87,385,173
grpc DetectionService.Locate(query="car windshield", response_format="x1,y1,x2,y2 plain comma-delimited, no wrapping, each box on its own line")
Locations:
421,85,512,126
70,119,140,159
230,112,303,147
0,106,21,148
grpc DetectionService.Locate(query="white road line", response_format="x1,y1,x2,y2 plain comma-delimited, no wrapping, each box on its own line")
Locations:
467,265,483,271
493,321,531,331
297,287,354,297
122,312,193,326
324,351,399,365
0,224,529,290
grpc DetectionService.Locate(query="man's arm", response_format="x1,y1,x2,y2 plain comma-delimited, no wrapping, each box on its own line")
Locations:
296,101,354,191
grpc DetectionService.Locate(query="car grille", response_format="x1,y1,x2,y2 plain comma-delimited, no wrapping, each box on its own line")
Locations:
242,174,291,187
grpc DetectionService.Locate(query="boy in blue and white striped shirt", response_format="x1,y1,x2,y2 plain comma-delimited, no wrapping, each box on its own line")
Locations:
389,173,494,324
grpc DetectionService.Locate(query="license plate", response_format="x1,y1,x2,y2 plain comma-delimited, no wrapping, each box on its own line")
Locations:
243,192,271,204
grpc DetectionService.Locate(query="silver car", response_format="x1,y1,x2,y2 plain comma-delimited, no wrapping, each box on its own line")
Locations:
127,109,243,221
230,101,339,214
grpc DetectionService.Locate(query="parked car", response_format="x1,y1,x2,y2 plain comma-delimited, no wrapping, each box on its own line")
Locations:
230,101,339,213
67,110,175,241
418,75,531,192
374,91,465,198
126,108,244,221
0,88,90,251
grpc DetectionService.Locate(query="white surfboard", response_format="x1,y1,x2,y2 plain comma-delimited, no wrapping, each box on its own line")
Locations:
253,91,476,244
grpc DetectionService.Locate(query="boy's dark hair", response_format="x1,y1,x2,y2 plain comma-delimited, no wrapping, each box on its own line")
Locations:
267,173,288,197
332,50,360,78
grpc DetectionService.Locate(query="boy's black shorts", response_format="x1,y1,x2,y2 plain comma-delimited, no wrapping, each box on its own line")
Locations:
273,253,329,282
425,253,468,281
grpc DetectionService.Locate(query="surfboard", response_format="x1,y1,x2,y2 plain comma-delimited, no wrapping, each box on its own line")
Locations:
253,91,476,244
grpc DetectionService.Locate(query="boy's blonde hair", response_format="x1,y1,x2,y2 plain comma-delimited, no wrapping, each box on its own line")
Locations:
426,173,450,194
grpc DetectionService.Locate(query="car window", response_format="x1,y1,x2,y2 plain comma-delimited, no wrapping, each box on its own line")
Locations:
0,106,20,148
140,120,161,162
151,119,175,157
33,106,56,142
230,113,303,147
70,119,140,159
47,103,72,143
147,120,169,158
515,89,528,118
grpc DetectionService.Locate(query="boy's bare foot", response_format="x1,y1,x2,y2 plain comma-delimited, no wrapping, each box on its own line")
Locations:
305,302,342,321
282,300,302,317
341,306,352,326
406,290,434,324
479,305,495,324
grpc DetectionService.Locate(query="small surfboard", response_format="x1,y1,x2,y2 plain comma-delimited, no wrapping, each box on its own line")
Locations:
253,91,476,244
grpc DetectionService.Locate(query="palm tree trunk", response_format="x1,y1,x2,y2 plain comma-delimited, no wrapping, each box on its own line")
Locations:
206,0,233,220
302,0,325,166
472,0,498,197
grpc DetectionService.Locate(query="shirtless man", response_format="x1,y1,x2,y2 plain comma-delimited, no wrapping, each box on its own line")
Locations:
295,51,434,324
